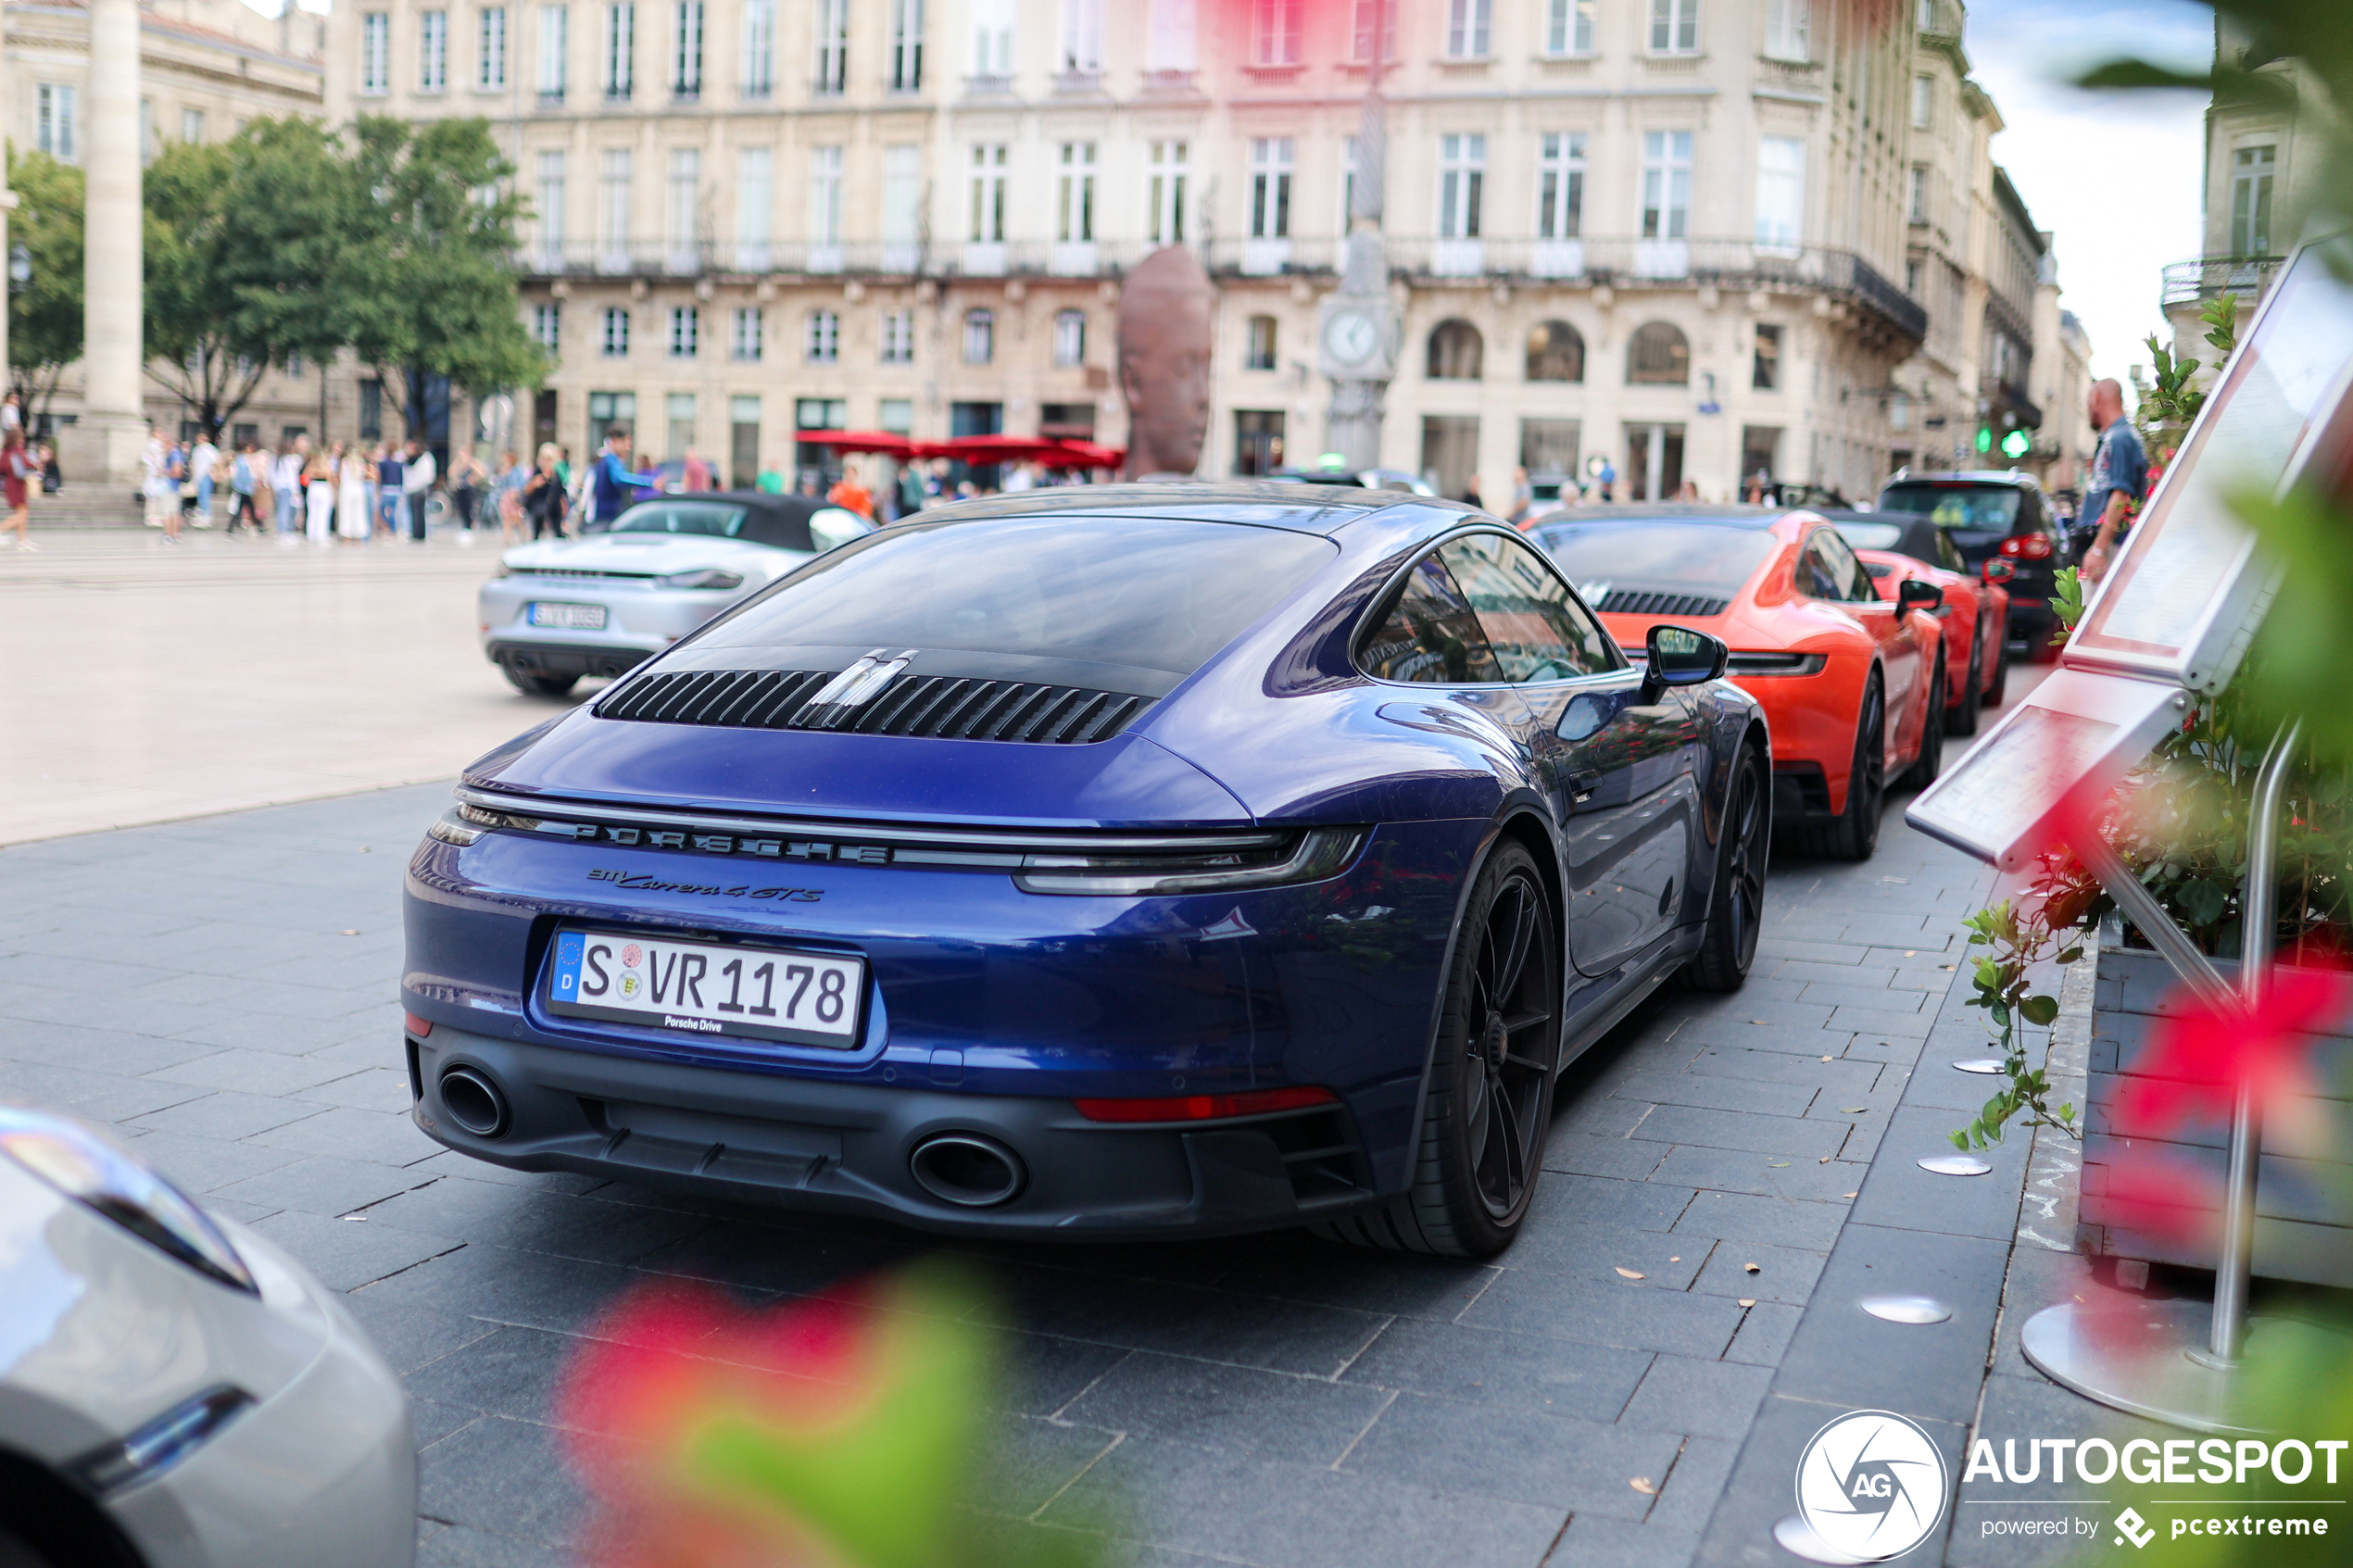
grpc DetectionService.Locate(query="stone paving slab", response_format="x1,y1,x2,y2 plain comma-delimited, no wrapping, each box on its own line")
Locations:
0,769,2084,1567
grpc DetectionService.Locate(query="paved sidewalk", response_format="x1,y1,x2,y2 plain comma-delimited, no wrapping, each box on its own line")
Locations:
0,777,2075,1567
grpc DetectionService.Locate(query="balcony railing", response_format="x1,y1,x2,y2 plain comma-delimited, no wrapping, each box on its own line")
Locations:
2161,255,2284,307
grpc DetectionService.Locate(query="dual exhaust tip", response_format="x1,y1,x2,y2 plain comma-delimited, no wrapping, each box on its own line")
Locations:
436,1063,1027,1210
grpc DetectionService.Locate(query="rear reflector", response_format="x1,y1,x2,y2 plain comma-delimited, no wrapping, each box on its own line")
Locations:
1073,1085,1339,1123
404,1011,434,1039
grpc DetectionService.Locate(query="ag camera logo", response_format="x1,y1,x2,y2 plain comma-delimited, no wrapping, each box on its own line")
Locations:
1795,1410,1950,1562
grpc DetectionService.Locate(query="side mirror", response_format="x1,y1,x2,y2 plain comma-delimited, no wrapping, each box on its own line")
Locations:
1897,578,1944,612
1982,558,2016,584
1642,624,1729,696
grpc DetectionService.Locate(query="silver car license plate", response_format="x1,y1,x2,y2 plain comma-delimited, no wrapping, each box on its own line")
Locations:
528,601,608,630
544,929,864,1048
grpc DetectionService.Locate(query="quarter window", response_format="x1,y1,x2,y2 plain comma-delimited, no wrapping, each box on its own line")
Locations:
1798,528,1872,602
1361,554,1501,684
1439,533,1617,681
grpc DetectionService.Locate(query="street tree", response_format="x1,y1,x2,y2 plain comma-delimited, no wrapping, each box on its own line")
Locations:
6,150,85,423
342,117,547,442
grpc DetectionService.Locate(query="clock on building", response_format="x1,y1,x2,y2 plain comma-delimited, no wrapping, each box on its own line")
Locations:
1316,298,1399,381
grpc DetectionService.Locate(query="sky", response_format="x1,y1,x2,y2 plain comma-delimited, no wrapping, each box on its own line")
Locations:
1966,0,2217,387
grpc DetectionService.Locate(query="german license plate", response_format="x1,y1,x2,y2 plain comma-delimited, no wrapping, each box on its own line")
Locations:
528,601,608,630
544,930,864,1048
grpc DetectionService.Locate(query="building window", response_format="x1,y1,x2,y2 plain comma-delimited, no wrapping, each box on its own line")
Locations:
287,351,306,378
809,145,844,251
535,150,566,266
1905,258,1923,296
1252,0,1300,66
890,0,924,88
1642,131,1692,240
1241,315,1277,370
972,0,1013,76
970,144,1008,241
1538,132,1584,239
730,307,764,361
598,147,633,266
1752,323,1782,390
1764,0,1806,60
669,305,699,357
815,0,848,92
1149,0,1196,72
2232,144,2276,257
881,309,915,363
481,7,509,86
601,306,631,356
963,308,995,365
1916,0,1938,30
361,14,391,93
1249,138,1292,239
181,108,207,143
666,148,699,268
883,145,922,261
1911,73,1933,130
1058,143,1097,242
1648,0,1698,54
1629,320,1691,383
673,0,702,93
806,308,839,362
1427,319,1484,380
1439,133,1484,239
879,397,913,433
740,0,773,94
1149,142,1188,243
421,10,449,89
532,303,561,352
1053,309,1088,367
538,5,568,95
1234,409,1285,477
1062,0,1103,72
359,381,384,440
1445,0,1490,57
1907,165,1929,224
666,392,697,458
736,145,772,268
1350,0,1396,60
1755,136,1804,253
1526,320,1584,383
604,1,635,94
1545,0,1594,55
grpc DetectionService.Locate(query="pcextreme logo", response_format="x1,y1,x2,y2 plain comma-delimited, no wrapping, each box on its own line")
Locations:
1795,1410,1951,1562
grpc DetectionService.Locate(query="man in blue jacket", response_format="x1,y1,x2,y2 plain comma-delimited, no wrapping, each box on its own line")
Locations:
588,425,661,527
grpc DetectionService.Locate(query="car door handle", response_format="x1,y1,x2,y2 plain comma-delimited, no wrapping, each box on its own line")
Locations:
1566,769,1604,803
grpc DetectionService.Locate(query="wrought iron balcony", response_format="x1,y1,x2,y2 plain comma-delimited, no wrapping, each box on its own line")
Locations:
2161,255,2283,307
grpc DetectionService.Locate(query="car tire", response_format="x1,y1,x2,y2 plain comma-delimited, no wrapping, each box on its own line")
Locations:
1946,615,1985,736
1900,659,1946,792
1790,672,1883,862
1984,628,2011,708
1319,840,1561,1259
502,666,579,697
1680,740,1769,993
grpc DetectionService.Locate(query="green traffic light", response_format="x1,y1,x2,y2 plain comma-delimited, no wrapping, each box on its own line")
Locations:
2000,428,2032,459
1975,427,1994,454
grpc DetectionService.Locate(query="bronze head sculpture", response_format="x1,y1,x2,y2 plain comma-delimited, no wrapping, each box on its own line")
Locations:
1115,245,1215,479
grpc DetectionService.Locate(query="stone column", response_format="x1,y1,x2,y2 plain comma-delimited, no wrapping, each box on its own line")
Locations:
71,0,148,488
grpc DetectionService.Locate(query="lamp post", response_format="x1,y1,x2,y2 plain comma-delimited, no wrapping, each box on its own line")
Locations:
1318,0,1399,470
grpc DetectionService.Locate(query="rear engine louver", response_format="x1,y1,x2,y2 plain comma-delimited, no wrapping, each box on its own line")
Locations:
1596,589,1730,618
595,669,1153,744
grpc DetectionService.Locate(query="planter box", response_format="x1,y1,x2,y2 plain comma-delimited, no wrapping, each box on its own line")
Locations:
2079,916,2353,1286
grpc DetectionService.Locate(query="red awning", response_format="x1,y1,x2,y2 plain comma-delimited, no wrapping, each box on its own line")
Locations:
800,430,917,458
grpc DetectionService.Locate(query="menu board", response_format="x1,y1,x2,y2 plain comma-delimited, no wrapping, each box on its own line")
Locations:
2070,242,2353,687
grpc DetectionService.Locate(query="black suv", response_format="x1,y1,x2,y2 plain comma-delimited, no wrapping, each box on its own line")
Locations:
1875,470,2070,659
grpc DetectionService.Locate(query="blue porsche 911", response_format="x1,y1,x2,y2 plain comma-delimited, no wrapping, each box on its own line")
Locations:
402,484,1770,1256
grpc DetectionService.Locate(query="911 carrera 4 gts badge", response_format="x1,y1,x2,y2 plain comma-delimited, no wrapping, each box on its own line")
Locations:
586,869,823,900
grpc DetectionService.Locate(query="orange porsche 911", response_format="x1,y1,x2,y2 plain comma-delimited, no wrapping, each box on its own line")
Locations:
1522,505,1946,861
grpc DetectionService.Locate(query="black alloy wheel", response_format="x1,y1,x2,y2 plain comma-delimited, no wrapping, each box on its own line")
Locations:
1681,742,1769,992
1901,659,1946,792
1322,841,1562,1259
1790,674,1883,862
1946,614,1986,736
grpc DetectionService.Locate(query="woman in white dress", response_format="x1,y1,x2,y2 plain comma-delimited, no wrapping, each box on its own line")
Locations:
304,444,336,543
336,443,371,542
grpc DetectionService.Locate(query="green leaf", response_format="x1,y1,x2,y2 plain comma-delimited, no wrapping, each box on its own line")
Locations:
2020,995,2060,1027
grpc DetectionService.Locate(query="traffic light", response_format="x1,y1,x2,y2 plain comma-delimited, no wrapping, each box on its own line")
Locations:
1975,426,1994,455
2000,428,2032,460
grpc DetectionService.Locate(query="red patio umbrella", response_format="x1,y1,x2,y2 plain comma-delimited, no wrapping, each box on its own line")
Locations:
921,433,1066,465
802,431,917,458
1034,440,1126,470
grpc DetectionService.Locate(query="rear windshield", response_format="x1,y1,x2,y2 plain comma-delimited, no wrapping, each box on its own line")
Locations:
1528,521,1781,597
1877,484,2021,532
610,500,869,554
698,515,1337,681
613,502,752,537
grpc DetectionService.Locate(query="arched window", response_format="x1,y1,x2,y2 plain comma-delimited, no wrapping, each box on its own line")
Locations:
1627,321,1690,384
1426,319,1483,380
1525,320,1585,383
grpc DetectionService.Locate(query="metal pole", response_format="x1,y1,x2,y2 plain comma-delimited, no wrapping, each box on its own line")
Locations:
2192,721,2301,1367
2073,833,2239,1013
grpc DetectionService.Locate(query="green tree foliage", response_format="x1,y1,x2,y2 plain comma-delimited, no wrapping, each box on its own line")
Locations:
340,117,547,439
5,150,86,420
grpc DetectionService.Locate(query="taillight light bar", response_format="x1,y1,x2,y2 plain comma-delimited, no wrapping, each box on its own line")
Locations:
1073,1085,1339,1123
1997,533,2053,560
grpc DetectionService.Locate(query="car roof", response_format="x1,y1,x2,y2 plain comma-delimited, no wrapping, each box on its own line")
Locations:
1884,470,2045,491
897,481,1443,536
1525,503,1796,529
